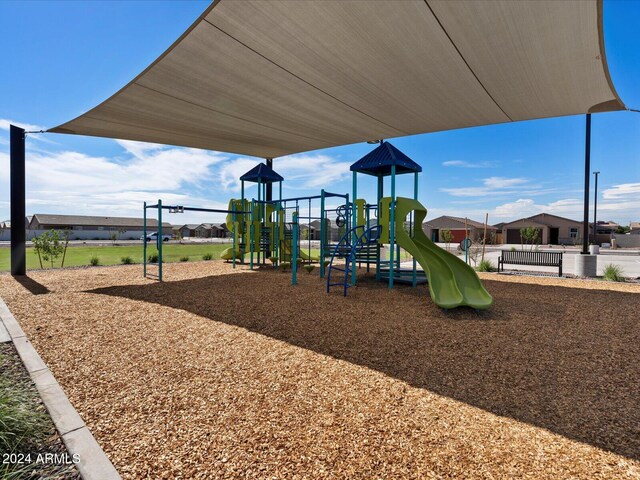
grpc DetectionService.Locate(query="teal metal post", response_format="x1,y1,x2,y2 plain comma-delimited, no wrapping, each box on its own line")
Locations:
143,201,147,278
292,212,298,285
351,171,357,286
250,198,254,270
365,205,371,273
412,172,418,287
389,166,396,288
320,190,326,278
232,211,237,268
257,179,261,266
376,175,383,282
158,199,163,282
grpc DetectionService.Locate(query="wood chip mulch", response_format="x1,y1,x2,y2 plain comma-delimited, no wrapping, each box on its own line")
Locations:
0,263,638,479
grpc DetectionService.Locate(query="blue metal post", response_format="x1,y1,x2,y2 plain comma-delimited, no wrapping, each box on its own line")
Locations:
389,166,396,288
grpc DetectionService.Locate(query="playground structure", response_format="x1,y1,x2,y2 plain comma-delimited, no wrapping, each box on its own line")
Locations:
162,142,491,310
142,201,249,281
143,142,493,309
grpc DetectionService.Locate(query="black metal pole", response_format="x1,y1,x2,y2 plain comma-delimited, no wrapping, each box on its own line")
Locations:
10,125,26,276
265,158,273,202
593,171,599,242
581,114,591,255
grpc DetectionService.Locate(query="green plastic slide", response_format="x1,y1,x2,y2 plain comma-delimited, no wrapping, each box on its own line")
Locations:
220,246,244,260
281,239,319,262
392,197,493,310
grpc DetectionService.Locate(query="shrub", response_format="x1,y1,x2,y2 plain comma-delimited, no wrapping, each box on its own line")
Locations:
0,350,50,462
476,259,496,272
510,246,516,252
269,256,278,264
304,264,315,274
120,256,133,265
89,255,100,266
202,252,213,261
323,260,330,268
280,262,291,271
603,263,625,282
148,252,159,263
180,256,189,262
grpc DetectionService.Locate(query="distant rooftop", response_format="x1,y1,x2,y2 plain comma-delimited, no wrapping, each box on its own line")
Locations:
30,213,170,228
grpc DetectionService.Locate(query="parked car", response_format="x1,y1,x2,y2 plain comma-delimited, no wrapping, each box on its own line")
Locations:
141,232,172,242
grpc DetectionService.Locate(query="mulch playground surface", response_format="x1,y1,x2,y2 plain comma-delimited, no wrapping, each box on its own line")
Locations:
0,262,638,479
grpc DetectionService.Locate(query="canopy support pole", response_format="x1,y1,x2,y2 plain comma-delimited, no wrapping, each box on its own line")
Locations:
581,114,591,255
10,125,26,276
265,159,273,202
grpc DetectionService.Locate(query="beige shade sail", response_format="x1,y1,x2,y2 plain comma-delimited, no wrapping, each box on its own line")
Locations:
49,0,624,158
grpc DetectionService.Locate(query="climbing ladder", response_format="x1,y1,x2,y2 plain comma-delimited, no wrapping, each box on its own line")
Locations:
327,225,381,296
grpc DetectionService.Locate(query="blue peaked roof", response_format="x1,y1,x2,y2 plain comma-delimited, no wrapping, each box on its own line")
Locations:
239,163,284,184
350,141,422,176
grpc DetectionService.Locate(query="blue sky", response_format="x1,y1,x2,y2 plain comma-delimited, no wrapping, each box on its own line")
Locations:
1,0,639,226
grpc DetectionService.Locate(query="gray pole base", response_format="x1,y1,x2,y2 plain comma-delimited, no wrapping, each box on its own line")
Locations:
575,253,597,277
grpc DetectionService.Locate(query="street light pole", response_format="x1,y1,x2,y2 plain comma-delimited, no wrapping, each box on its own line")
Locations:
593,171,600,243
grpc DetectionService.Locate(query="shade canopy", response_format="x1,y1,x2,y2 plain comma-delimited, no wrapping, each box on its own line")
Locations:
351,142,422,177
49,0,624,158
239,163,284,184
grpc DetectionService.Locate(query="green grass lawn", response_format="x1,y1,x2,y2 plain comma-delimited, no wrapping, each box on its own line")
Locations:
0,243,231,272
0,244,415,272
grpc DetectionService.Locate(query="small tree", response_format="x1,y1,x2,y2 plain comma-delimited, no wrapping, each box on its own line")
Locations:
110,231,118,246
33,230,64,268
519,227,540,251
60,229,71,267
440,229,454,251
300,227,309,240
468,240,483,266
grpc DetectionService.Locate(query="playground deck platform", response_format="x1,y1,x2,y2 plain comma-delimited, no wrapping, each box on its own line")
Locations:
0,262,638,479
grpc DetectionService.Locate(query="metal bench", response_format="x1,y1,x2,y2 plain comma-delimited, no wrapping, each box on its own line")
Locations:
498,250,563,277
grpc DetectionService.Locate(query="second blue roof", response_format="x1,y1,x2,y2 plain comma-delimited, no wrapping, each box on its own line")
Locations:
239,163,284,184
350,141,422,176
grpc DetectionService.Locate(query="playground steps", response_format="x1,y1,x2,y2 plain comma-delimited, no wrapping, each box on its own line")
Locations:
378,267,428,285
327,225,382,296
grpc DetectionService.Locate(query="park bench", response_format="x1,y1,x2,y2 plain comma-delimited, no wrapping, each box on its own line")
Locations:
498,250,563,277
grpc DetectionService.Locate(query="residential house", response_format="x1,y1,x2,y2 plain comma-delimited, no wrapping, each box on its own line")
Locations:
180,223,229,238
27,214,172,240
177,224,199,238
499,213,583,245
0,220,10,241
423,216,497,244
307,219,342,242
629,222,640,234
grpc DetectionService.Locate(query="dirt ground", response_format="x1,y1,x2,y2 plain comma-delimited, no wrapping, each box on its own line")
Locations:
0,262,638,479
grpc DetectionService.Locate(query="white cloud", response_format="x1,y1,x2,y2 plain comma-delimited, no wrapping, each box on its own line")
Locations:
0,139,228,221
216,153,351,192
441,176,532,197
0,118,46,132
442,160,496,168
493,199,537,218
602,182,640,200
